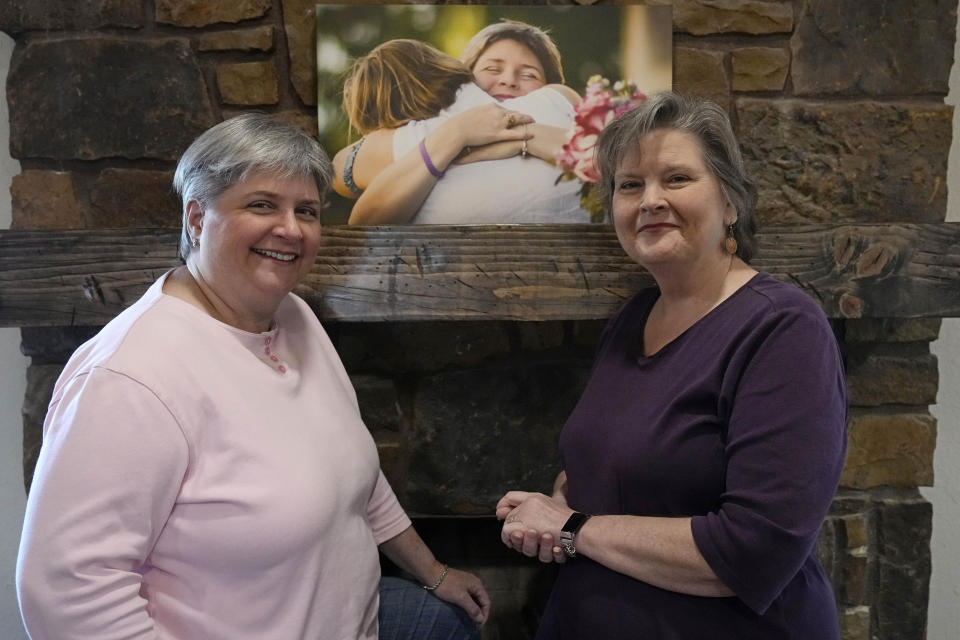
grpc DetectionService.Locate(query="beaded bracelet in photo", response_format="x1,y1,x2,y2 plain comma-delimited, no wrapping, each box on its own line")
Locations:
418,139,445,179
343,137,365,196
422,564,449,591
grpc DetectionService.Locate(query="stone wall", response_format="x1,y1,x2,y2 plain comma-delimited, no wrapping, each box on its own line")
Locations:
2,1,954,639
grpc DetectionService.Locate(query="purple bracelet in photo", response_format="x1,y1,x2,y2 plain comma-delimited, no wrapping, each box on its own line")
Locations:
418,139,445,179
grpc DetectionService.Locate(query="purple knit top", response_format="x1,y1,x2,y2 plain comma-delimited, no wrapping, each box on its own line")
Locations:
537,273,847,639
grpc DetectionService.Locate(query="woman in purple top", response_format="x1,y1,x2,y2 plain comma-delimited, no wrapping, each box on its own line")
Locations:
496,93,847,639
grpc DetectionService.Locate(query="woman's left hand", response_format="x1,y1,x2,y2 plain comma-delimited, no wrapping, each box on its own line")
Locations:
433,567,491,627
525,124,569,164
497,491,574,563
455,140,523,164
456,124,572,167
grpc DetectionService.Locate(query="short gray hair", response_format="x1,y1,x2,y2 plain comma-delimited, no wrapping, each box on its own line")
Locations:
173,113,332,261
595,92,758,263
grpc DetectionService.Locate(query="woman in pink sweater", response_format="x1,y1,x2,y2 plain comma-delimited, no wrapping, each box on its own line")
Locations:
16,113,489,639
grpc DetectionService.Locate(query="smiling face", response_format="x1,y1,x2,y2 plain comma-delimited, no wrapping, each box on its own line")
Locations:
471,38,547,101
612,128,736,274
187,171,323,325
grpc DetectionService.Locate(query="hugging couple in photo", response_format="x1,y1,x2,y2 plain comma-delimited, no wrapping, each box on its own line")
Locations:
331,19,591,226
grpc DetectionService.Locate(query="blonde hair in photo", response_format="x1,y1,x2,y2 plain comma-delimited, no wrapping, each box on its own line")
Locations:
342,39,472,135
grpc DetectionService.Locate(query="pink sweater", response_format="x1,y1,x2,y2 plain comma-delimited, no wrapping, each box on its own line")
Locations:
17,275,411,639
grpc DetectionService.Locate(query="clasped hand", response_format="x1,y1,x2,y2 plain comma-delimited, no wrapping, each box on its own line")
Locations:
496,491,574,564
460,103,534,145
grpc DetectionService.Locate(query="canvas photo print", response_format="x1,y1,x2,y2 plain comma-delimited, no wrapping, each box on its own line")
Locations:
315,3,672,225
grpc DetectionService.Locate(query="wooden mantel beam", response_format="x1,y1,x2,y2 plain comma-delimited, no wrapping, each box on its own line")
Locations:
1,223,959,326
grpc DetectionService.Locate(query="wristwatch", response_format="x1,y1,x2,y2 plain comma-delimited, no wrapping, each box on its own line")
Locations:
559,512,592,558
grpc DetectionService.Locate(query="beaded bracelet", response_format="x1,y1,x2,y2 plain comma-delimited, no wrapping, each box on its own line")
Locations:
422,564,449,591
343,138,365,196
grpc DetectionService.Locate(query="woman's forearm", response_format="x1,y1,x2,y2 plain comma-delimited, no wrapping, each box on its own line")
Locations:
575,514,733,597
347,104,533,225
347,124,466,225
347,140,452,224
499,490,732,597
378,525,446,587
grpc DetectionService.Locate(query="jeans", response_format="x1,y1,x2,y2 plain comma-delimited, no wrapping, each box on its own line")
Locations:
378,576,481,640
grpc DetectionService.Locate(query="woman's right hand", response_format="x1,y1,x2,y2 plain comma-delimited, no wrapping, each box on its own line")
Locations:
496,470,571,565
497,491,571,564
445,103,533,149
433,567,491,627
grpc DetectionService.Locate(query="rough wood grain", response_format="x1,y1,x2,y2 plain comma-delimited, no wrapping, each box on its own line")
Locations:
1,223,958,326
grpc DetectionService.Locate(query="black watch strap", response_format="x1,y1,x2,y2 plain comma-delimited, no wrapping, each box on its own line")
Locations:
559,512,592,558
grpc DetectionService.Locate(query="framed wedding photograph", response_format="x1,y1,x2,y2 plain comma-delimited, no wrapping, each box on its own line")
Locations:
315,3,673,225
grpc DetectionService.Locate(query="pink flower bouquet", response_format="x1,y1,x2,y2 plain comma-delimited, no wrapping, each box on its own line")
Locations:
556,76,646,222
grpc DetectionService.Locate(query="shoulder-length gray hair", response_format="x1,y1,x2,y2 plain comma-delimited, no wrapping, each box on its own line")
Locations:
594,92,758,263
173,113,332,261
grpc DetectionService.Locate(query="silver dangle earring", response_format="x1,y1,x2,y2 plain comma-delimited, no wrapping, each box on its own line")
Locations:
192,235,200,249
